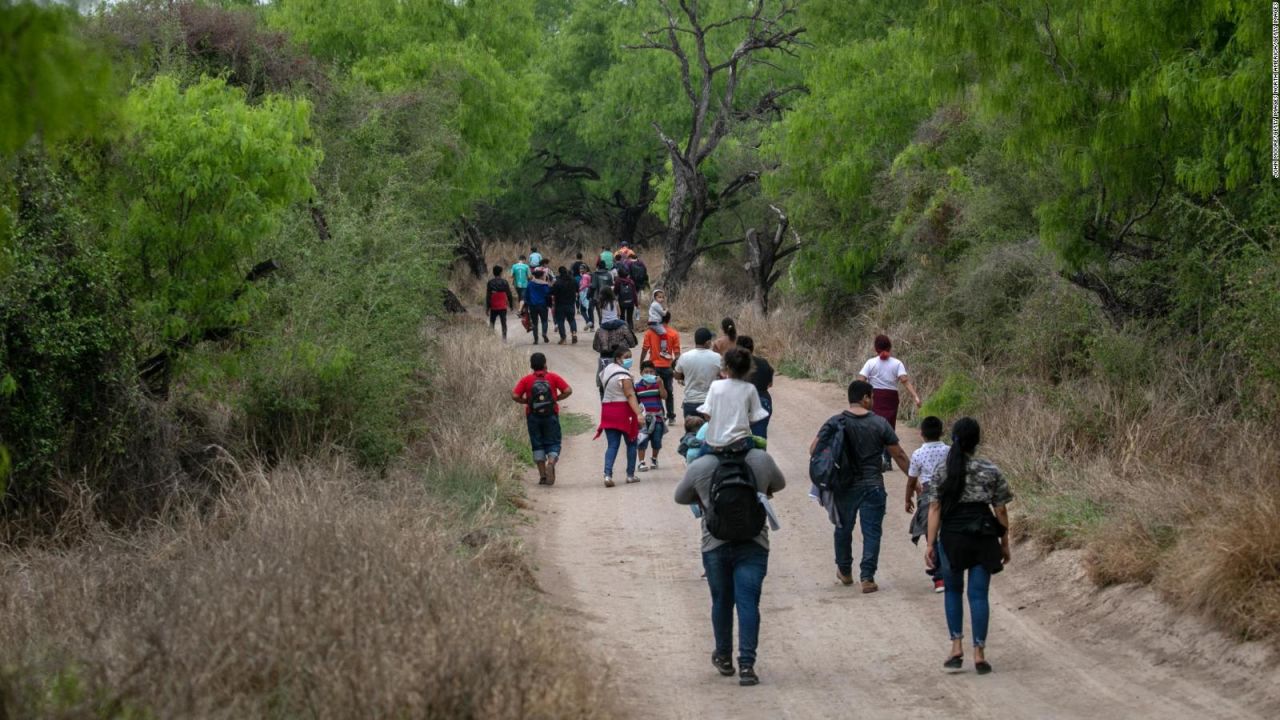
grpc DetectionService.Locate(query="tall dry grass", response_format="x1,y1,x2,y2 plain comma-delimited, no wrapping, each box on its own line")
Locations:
487,237,1280,642
0,320,611,718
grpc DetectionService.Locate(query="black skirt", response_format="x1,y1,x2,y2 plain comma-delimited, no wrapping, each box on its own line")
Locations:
939,502,1004,575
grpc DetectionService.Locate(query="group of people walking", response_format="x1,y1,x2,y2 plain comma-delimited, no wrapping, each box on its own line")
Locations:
485,242,651,346
505,244,1013,689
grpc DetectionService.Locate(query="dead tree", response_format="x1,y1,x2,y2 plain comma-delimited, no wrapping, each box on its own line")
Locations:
454,217,487,279
627,0,805,297
744,204,801,314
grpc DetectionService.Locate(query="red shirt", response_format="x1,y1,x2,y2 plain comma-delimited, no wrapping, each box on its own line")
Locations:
512,371,570,416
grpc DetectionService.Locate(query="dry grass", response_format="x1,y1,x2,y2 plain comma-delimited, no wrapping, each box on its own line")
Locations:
0,319,611,719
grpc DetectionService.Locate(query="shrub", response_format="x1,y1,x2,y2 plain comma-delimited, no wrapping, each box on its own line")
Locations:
918,373,977,421
0,154,134,507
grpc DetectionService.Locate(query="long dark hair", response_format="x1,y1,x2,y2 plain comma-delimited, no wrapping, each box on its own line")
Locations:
939,417,981,512
721,317,737,341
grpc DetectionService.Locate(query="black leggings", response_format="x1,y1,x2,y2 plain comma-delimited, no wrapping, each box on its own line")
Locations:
554,306,578,339
489,309,507,337
620,304,635,327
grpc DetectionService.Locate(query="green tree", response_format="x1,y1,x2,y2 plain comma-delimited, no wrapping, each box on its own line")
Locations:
115,75,319,358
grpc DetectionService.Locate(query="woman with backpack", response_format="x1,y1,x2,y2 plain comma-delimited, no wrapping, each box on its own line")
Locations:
614,265,639,329
595,346,643,488
923,417,1013,675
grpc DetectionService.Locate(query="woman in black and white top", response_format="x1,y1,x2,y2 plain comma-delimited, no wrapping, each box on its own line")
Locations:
923,417,1014,675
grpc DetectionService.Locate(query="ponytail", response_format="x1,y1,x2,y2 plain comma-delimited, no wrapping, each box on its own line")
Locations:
938,417,981,512
721,317,737,341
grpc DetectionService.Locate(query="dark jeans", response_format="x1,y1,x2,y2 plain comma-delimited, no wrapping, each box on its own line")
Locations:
938,542,992,647
526,413,562,463
682,401,705,420
489,309,507,338
554,305,577,340
579,297,594,328
603,428,636,478
702,541,769,667
656,367,676,419
751,392,772,438
620,303,635,327
833,483,887,581
529,304,549,341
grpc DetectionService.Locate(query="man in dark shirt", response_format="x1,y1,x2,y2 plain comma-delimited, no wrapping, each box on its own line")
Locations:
809,380,910,593
736,336,774,438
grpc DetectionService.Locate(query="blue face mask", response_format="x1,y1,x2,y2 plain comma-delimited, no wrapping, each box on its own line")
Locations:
621,358,633,369
641,373,657,384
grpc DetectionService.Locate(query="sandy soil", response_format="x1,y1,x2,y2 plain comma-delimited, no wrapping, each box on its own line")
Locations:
509,328,1278,720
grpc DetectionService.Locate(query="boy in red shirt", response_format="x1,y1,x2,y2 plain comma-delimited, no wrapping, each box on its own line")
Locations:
511,352,573,485
486,265,515,340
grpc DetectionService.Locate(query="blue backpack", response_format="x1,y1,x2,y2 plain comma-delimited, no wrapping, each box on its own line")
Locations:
809,414,853,492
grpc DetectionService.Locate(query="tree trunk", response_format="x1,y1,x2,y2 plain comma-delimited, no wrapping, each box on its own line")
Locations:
455,218,486,279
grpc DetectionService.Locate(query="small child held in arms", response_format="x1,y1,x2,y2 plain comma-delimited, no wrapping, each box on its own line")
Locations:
635,360,668,472
907,415,950,593
648,288,668,336
678,415,707,464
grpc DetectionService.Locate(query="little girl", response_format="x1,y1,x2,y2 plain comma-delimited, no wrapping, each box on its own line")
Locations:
647,288,668,336
696,347,770,454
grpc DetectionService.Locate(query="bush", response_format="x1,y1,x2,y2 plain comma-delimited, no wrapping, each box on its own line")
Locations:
918,372,976,421
0,154,133,507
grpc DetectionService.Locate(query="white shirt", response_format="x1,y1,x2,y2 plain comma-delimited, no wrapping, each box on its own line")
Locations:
674,348,723,404
697,378,769,447
599,363,632,402
908,441,949,487
859,355,908,391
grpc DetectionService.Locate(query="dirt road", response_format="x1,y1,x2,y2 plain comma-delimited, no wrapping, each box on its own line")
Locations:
512,330,1272,719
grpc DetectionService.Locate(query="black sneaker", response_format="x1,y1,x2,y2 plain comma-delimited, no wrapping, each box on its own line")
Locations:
739,665,759,686
711,654,734,677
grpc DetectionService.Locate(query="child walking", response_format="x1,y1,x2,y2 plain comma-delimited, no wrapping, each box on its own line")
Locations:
908,416,950,592
635,360,668,472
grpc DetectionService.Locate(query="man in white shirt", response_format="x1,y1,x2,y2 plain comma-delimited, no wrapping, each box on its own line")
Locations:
858,334,922,470
674,327,723,420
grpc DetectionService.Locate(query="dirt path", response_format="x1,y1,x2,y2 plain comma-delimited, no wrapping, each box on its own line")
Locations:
510,330,1273,720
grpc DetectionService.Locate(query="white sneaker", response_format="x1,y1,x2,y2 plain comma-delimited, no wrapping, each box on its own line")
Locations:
650,458,659,470
604,475,615,488
637,461,650,472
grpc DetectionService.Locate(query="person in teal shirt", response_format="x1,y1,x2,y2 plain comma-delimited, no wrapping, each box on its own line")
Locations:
598,246,614,271
511,256,531,302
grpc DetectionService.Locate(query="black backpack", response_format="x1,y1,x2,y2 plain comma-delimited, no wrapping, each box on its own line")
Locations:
591,270,612,299
616,278,637,306
630,259,649,290
809,414,854,492
530,375,555,416
705,451,766,542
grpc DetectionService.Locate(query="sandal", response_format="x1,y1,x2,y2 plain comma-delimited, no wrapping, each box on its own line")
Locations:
975,660,992,675
943,654,963,670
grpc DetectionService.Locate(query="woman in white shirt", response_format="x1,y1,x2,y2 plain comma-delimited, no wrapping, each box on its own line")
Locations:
858,334,922,470
696,347,770,452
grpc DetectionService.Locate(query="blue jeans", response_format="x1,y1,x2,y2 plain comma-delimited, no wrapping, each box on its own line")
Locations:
832,483,887,580
938,542,992,647
529,304,549,340
526,414,561,462
603,428,637,477
750,393,772,439
554,305,577,339
702,542,769,666
638,416,665,453
682,401,704,420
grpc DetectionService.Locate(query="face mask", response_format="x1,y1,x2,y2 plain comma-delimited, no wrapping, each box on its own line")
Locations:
621,358,633,369
641,373,657,384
